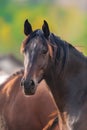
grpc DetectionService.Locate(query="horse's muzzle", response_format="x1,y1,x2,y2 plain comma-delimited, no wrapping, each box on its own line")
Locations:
21,78,36,95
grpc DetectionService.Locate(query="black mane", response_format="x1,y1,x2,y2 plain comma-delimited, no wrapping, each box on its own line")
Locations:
49,32,87,69
49,33,69,70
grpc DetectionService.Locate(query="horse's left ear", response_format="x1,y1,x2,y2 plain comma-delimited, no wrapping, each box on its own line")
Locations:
42,20,50,39
24,19,32,36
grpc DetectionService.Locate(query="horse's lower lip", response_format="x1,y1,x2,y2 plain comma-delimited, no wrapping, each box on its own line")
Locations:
24,87,36,95
24,89,35,95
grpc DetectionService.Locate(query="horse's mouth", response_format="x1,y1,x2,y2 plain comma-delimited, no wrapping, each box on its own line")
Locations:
21,75,44,96
24,85,36,95
24,76,43,95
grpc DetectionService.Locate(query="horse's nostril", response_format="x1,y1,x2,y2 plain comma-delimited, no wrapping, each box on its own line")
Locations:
23,79,35,89
29,80,35,87
24,81,29,89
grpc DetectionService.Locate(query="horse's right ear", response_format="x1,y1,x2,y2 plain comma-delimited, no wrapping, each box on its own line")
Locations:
24,19,32,36
42,20,50,39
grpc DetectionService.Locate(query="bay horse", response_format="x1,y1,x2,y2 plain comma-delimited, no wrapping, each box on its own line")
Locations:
21,19,87,130
0,69,58,130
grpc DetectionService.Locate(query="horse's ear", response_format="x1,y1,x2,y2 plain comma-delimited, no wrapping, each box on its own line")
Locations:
42,20,50,39
24,19,32,36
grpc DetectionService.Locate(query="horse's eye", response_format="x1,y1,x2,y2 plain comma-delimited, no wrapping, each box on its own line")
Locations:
42,47,48,54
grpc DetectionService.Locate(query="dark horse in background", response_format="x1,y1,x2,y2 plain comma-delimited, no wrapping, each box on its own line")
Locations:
0,70,59,130
21,19,87,130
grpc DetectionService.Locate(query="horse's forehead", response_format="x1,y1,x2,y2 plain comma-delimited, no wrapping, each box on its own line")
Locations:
35,29,43,35
30,39,38,50
30,36,42,48
29,32,45,48
22,30,45,53
30,29,43,39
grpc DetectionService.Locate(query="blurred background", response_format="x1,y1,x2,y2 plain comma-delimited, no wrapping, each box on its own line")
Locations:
0,0,87,76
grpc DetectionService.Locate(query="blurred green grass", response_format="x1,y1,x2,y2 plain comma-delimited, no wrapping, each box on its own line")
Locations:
0,1,87,58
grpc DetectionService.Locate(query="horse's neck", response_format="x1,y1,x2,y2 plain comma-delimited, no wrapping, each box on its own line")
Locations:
45,47,87,129
47,50,87,130
64,48,87,109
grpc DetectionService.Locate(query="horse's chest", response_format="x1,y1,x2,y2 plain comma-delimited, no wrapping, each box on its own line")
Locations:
62,114,81,130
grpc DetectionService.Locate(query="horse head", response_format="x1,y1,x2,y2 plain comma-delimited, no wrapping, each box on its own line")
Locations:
21,19,54,95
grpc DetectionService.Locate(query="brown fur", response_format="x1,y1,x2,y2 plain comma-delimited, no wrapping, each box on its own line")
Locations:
47,44,53,59
0,70,58,130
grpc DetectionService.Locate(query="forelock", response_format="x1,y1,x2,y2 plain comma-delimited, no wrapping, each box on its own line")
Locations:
20,29,47,53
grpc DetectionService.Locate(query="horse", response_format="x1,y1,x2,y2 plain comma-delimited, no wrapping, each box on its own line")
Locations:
0,69,58,130
21,19,87,130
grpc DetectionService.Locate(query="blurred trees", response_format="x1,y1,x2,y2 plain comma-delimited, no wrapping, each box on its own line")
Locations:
0,0,87,58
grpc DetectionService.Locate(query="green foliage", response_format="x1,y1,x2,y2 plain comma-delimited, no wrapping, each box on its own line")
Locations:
0,1,87,57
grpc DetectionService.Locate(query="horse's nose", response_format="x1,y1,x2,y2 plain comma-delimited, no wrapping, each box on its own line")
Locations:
21,78,35,95
24,80,35,89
